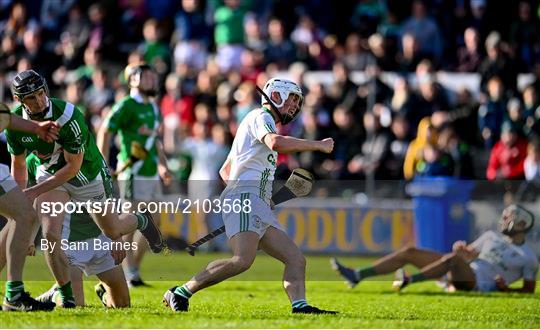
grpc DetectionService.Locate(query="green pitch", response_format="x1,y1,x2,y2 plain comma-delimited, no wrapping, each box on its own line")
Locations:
1,252,539,328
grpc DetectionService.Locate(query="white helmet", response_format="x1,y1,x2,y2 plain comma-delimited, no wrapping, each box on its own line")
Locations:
260,78,303,125
500,204,535,235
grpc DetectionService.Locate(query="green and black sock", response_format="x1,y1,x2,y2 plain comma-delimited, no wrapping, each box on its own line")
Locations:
174,284,192,300
5,281,24,302
58,282,74,302
355,266,377,281
410,273,426,283
135,213,149,230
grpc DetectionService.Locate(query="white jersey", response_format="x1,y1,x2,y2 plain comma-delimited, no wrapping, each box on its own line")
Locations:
223,108,278,203
470,230,538,286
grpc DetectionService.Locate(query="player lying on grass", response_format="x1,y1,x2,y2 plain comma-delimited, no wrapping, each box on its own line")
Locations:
331,204,538,293
0,155,130,308
5,70,163,308
163,78,337,314
0,102,58,311
20,153,130,308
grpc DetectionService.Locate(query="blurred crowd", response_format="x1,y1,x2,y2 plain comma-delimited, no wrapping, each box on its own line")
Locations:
1,0,540,196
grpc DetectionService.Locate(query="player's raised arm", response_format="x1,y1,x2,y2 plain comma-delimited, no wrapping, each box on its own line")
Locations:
263,133,334,154
8,116,59,143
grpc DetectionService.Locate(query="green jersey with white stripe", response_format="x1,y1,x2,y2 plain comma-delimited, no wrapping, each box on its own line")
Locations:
6,98,105,186
26,153,100,242
104,92,161,177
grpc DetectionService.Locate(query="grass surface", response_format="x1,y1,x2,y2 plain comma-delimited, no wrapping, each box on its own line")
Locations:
1,252,539,328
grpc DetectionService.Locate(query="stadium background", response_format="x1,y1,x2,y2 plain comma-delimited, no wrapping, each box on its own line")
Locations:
0,0,539,257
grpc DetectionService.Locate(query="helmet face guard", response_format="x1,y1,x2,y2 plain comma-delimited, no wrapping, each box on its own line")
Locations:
125,62,156,96
11,70,50,120
500,204,535,235
11,70,49,100
259,78,303,125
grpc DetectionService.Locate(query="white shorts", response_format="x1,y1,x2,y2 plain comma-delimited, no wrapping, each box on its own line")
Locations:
0,164,17,196
118,173,162,202
470,261,497,292
221,192,283,239
65,234,116,276
36,166,113,203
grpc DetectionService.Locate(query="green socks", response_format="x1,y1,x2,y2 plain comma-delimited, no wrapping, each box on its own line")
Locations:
174,284,192,299
410,273,426,283
355,266,378,281
136,213,148,230
58,282,74,302
5,281,24,302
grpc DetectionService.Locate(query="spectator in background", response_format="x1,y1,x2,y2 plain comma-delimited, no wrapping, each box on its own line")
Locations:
524,138,540,183
486,122,528,180
61,3,90,52
448,88,480,147
214,0,247,73
347,110,392,179
368,33,398,71
403,117,438,180
479,76,507,148
87,3,114,54
297,108,326,175
415,75,449,124
509,1,539,72
357,64,393,113
265,18,296,70
138,19,171,81
438,124,475,178
479,31,518,97
0,2,39,45
320,106,363,179
397,33,423,72
400,0,443,64
83,67,114,116
232,81,258,123
173,0,210,72
389,76,417,126
350,0,387,38
244,14,266,53
456,27,482,72
20,28,56,80
342,33,373,71
39,0,76,40
0,33,18,74
181,122,229,242
328,61,358,110
387,115,411,179
506,98,526,137
416,143,454,177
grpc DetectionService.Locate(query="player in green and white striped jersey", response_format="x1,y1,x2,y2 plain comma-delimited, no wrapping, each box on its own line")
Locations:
19,154,131,308
5,70,163,308
97,62,171,287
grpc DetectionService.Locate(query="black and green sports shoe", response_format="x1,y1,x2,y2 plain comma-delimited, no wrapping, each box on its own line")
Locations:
330,257,359,288
163,287,189,312
137,211,165,253
292,305,338,314
2,291,56,311
94,283,107,307
392,268,410,291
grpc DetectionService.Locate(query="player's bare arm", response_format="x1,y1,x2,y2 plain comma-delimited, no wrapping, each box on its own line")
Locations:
96,125,112,166
24,150,83,201
495,276,536,293
8,116,59,143
156,138,172,186
10,153,28,189
263,133,334,154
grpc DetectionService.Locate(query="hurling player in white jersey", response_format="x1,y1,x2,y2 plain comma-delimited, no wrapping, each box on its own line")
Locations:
163,78,337,314
332,204,538,293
